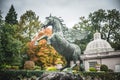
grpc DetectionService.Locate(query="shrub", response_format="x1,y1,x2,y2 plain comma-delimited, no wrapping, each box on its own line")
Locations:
34,65,41,70
5,65,12,69
108,69,114,72
100,64,108,72
72,65,81,71
0,70,44,80
0,64,19,70
0,64,6,70
46,66,57,71
82,72,120,80
89,67,97,72
11,66,19,70
24,61,35,70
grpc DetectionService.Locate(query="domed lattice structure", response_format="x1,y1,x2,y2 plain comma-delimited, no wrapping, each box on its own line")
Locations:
84,31,114,54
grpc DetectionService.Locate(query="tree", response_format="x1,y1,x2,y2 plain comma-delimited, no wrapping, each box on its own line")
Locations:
17,10,42,61
0,10,3,50
89,9,120,50
0,10,4,65
5,5,18,25
100,64,108,72
73,17,93,53
105,9,120,50
19,10,42,41
73,9,120,51
3,5,23,66
0,10,2,23
0,23,23,66
89,9,106,32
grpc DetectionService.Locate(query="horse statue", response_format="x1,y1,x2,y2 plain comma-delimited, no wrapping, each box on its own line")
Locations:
37,15,82,70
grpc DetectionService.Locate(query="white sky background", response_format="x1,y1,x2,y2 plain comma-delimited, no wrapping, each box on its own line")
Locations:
0,0,120,28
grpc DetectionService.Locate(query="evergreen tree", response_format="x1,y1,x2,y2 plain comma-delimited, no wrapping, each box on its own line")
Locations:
1,23,23,66
0,10,4,65
1,9,23,66
5,5,18,25
0,10,2,23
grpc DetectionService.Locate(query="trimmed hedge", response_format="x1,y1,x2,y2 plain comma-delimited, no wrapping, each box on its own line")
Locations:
100,64,108,72
82,72,120,80
0,70,44,80
89,67,97,72
0,70,120,80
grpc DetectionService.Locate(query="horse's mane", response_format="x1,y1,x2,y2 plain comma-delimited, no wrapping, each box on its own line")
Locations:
52,16,63,24
52,16,68,32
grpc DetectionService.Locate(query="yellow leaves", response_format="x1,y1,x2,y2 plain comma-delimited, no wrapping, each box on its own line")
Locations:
27,42,37,55
46,66,57,71
55,58,64,64
37,52,44,56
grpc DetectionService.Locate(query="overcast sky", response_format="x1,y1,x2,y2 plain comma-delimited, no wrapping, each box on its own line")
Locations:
0,0,120,28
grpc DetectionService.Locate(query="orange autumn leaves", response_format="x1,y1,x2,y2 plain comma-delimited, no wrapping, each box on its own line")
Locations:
27,28,66,68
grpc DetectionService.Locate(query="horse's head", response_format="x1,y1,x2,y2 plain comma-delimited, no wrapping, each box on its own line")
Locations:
42,15,54,29
42,15,65,34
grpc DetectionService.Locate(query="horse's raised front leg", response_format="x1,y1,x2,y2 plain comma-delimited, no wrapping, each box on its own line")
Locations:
35,35,48,45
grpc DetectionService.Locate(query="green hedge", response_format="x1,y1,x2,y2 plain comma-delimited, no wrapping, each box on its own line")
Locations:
0,70,120,80
82,72,120,80
0,70,44,80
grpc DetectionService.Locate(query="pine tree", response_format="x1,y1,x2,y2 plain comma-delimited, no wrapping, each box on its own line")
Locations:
5,5,18,24
1,9,23,66
0,10,2,23
1,23,23,66
0,10,4,65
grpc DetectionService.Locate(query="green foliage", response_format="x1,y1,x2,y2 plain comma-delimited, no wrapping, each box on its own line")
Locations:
0,10,2,23
72,65,81,71
0,10,4,65
34,65,41,70
0,71,120,80
0,9,42,68
89,67,97,72
73,9,120,51
0,23,23,66
17,10,42,57
108,69,114,72
73,17,93,53
0,64,19,70
19,10,42,41
46,66,57,71
0,70,44,80
5,5,18,25
100,64,108,72
82,72,120,80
